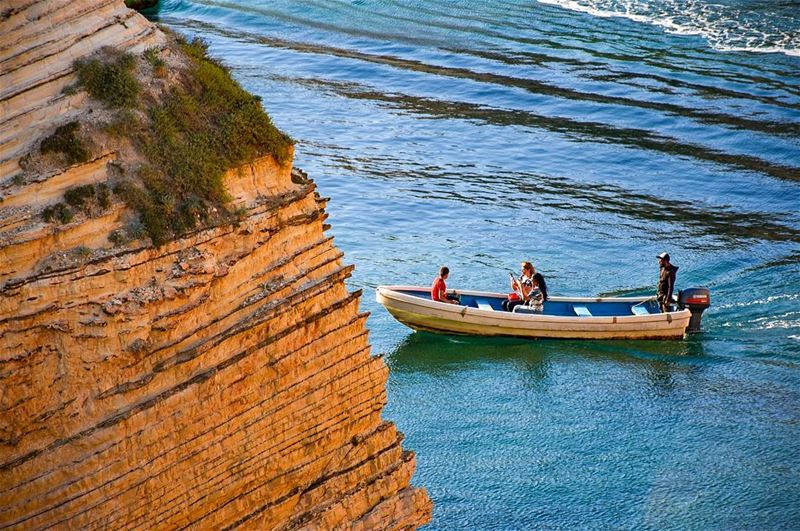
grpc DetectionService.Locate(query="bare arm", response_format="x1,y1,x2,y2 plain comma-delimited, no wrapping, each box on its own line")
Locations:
434,282,458,304
439,289,457,304
509,273,522,294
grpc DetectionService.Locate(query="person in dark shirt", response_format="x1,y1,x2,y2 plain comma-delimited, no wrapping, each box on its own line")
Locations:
431,266,458,304
657,252,678,312
532,272,548,303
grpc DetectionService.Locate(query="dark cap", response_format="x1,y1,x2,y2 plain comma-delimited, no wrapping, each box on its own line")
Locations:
657,252,670,261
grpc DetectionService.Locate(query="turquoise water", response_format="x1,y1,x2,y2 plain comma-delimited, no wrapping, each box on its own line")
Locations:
148,1,800,528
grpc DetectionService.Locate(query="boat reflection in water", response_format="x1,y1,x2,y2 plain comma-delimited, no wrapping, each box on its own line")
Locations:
387,331,708,393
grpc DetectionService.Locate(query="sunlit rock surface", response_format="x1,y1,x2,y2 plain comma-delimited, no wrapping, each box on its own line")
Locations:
0,1,432,528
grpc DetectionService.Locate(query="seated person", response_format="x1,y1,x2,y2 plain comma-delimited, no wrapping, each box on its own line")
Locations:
502,262,536,312
526,273,548,312
503,264,549,312
431,266,459,304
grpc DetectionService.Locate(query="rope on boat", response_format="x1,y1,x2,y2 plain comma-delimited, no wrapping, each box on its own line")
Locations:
632,296,657,308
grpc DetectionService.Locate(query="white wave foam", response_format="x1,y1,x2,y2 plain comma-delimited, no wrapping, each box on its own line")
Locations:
750,311,800,330
715,293,800,310
536,0,800,57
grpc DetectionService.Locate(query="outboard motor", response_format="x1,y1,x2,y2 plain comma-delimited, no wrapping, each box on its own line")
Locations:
677,287,711,333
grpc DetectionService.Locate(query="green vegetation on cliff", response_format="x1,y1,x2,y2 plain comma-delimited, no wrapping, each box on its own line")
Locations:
72,37,293,245
75,51,140,108
41,183,113,225
41,203,74,224
40,121,89,164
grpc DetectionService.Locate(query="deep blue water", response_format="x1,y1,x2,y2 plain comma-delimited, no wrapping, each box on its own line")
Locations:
148,1,800,528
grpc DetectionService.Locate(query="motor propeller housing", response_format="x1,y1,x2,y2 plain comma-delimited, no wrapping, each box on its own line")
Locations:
677,287,711,333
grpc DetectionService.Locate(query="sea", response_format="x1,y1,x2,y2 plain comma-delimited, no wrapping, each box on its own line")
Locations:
146,1,800,528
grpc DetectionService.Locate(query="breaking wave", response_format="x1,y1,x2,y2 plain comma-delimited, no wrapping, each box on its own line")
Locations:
536,0,800,56
715,293,800,310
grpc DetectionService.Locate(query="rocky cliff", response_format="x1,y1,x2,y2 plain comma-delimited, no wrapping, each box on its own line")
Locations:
0,1,432,528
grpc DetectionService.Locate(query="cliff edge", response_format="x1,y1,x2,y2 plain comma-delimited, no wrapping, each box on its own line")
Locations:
0,1,432,528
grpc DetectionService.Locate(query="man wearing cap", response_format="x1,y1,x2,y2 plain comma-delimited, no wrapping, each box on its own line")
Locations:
657,252,678,313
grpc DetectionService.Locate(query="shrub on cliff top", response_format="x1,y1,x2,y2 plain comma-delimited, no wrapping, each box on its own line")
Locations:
113,36,292,245
75,50,140,108
40,121,89,164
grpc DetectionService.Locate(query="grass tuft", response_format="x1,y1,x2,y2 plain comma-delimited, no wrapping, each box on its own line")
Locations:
64,184,96,209
40,122,89,164
103,109,141,138
75,246,92,259
42,203,74,224
57,183,113,216
97,183,111,209
75,49,140,108
143,47,168,77
143,47,160,66
114,180,171,246
109,220,147,246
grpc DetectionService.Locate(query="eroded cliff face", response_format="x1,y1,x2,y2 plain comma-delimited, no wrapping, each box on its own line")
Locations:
0,1,432,528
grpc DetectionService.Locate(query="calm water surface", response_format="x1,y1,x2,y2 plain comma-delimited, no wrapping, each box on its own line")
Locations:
149,1,800,528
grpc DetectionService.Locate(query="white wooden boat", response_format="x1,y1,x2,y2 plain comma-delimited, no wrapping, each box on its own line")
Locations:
376,285,709,340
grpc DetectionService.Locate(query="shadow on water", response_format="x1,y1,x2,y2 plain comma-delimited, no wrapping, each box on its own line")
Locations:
382,163,800,245
299,133,800,245
388,330,709,375
152,0,800,99
166,17,800,140
308,79,800,184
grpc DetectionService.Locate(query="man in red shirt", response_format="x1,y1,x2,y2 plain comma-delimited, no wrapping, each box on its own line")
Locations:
431,266,458,304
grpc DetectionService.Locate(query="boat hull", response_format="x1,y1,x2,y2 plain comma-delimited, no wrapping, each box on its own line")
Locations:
377,286,691,340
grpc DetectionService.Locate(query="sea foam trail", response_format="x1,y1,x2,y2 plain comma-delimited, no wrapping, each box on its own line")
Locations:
536,0,800,57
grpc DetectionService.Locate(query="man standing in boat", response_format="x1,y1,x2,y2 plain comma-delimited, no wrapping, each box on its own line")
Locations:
657,252,678,313
432,266,459,304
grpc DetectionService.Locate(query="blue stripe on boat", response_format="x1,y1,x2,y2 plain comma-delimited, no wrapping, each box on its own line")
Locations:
398,290,659,317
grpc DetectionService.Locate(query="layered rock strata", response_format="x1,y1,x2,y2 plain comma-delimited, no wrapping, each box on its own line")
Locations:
0,1,432,529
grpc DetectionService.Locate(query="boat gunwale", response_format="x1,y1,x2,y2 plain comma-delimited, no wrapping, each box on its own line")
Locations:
376,285,691,324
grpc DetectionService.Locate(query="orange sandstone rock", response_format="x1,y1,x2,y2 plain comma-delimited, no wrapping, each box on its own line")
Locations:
0,1,432,529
